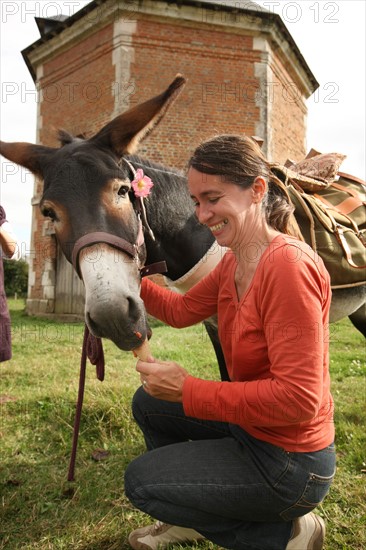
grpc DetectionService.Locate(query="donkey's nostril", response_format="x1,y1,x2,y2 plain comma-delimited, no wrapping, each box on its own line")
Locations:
127,296,142,322
86,312,102,337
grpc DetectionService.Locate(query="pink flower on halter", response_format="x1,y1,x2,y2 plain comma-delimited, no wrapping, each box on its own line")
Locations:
131,169,154,198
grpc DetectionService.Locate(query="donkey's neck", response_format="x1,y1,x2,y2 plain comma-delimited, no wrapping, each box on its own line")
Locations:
164,241,227,292
144,212,216,281
130,156,216,281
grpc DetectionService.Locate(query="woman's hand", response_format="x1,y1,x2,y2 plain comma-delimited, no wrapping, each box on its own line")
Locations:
136,358,189,402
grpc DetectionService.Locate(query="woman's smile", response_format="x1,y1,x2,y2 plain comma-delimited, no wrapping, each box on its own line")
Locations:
209,219,228,235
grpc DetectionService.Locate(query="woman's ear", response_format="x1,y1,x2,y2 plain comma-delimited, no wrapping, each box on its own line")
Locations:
251,177,267,202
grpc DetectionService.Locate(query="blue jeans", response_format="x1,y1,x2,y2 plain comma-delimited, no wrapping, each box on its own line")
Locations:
124,387,336,550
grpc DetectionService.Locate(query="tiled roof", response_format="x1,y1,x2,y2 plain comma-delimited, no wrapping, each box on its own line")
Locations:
22,0,317,91
198,0,268,13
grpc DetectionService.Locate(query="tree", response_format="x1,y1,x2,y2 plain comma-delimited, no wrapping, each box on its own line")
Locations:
3,258,28,297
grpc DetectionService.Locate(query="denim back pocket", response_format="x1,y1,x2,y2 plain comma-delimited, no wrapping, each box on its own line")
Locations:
280,469,336,521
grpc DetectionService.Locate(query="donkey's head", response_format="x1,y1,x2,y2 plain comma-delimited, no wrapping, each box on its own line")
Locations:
0,75,186,350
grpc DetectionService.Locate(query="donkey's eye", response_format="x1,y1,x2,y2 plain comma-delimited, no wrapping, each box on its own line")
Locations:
118,185,130,197
41,207,56,221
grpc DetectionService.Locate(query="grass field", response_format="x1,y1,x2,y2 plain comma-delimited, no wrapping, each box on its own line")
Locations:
1,298,365,549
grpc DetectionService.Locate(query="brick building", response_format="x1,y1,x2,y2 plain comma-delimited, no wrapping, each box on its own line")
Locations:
22,0,318,317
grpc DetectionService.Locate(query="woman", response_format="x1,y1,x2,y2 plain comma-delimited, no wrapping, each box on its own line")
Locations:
124,135,336,550
0,205,19,362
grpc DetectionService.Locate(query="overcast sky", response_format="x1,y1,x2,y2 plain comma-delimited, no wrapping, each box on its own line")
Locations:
0,0,365,255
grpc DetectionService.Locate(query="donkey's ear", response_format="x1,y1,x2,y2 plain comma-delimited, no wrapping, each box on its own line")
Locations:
0,141,56,177
90,75,187,155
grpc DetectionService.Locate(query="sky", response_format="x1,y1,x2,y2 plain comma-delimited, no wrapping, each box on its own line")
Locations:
0,0,365,256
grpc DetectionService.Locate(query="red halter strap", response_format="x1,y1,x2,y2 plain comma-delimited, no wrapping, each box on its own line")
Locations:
71,220,166,279
71,227,143,279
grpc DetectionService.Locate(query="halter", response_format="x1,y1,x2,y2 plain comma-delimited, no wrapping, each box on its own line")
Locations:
71,228,143,278
71,158,166,279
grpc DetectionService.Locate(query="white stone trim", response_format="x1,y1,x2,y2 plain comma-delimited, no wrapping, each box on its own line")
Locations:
253,36,271,158
112,18,137,116
35,65,44,145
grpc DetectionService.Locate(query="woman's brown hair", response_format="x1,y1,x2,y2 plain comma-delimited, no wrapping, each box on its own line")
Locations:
188,134,303,240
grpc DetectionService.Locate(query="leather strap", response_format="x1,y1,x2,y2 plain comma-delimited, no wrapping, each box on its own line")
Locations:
67,252,167,482
72,231,139,279
314,193,362,217
332,181,364,200
325,210,366,269
140,261,167,278
334,225,366,269
68,325,104,482
338,171,366,188
72,230,167,279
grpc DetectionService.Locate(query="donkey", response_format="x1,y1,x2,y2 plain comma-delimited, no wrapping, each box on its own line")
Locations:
0,75,364,382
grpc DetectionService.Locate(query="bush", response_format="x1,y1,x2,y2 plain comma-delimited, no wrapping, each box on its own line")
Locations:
3,258,28,297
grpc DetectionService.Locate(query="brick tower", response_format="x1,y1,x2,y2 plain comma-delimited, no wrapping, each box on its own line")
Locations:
22,0,317,316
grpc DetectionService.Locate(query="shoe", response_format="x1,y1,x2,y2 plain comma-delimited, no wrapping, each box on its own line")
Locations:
286,512,325,550
128,520,205,550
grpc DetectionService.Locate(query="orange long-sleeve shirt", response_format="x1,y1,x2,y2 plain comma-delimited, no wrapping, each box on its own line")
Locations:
141,235,334,452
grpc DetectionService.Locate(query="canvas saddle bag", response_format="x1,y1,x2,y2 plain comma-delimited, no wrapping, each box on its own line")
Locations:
271,150,366,289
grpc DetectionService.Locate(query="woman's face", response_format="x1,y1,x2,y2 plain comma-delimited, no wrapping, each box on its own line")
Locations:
188,167,262,248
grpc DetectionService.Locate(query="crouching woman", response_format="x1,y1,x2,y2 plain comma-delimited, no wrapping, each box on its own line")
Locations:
124,135,336,550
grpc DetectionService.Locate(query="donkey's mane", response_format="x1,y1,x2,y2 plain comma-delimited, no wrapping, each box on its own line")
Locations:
128,155,185,179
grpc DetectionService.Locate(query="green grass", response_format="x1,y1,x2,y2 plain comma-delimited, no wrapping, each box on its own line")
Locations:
1,299,365,549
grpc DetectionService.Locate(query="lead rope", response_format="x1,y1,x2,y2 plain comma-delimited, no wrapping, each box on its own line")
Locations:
67,325,105,482
67,268,166,482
